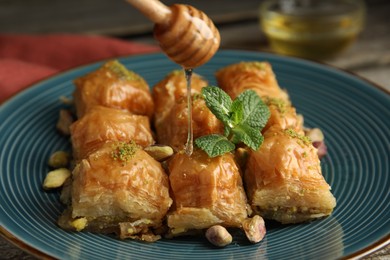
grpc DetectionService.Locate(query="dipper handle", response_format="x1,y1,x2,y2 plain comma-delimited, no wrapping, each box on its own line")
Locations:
125,0,171,25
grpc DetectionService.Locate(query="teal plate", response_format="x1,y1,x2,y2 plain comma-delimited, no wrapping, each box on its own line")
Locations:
0,50,389,259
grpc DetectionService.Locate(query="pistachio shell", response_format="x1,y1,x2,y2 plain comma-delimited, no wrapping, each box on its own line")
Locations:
305,128,324,142
242,215,266,243
205,225,232,247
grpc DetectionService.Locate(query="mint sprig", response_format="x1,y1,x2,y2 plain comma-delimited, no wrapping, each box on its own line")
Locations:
235,90,269,129
195,134,236,156
201,86,233,127
195,86,270,157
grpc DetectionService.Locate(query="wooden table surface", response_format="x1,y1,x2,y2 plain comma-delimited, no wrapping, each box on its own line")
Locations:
1,0,389,259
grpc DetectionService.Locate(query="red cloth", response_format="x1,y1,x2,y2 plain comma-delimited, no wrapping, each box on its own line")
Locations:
0,34,160,103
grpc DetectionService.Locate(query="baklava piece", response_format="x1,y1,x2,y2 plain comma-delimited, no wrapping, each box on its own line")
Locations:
245,126,336,224
58,141,172,242
73,60,154,118
167,149,250,235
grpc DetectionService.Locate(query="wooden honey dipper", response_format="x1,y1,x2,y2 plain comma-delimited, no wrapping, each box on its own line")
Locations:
126,0,221,69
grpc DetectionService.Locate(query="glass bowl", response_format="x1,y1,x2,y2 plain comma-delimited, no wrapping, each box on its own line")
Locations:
259,0,366,59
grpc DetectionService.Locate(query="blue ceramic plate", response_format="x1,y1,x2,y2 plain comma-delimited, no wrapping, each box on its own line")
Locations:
1,50,389,259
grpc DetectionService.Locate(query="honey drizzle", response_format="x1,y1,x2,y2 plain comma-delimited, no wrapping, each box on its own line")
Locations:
184,68,193,156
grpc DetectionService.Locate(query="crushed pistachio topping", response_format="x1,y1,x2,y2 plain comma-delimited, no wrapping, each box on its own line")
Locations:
170,69,183,76
284,128,312,146
192,93,204,101
264,97,287,115
111,141,139,164
242,61,267,71
105,60,142,81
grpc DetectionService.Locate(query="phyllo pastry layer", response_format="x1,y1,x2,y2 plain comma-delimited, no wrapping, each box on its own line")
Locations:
167,149,249,235
245,126,336,224
58,141,172,241
215,61,289,101
152,70,207,127
73,60,154,118
152,70,223,151
70,106,154,161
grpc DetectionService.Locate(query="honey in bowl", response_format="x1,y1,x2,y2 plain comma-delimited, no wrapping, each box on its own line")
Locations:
260,0,366,59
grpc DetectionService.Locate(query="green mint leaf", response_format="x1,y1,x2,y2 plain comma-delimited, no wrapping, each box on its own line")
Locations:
224,125,231,137
197,87,270,157
231,124,264,151
195,134,235,157
201,86,233,127
230,99,244,125
235,90,270,130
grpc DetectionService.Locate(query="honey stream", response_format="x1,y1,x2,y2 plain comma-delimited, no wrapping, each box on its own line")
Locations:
184,68,193,156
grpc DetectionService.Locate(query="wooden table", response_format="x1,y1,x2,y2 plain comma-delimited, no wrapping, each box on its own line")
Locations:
1,0,389,259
